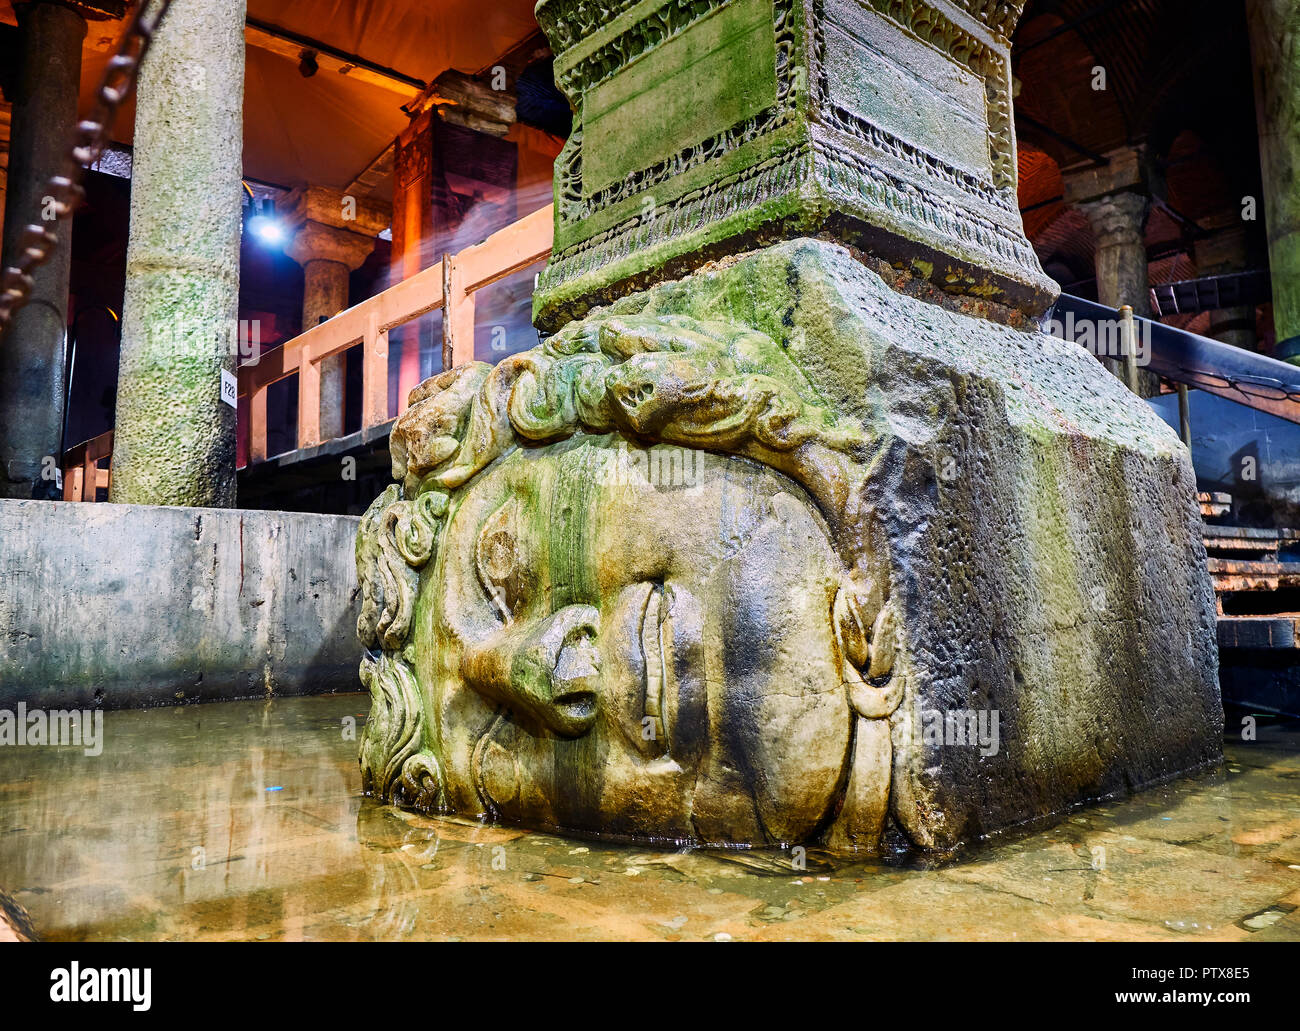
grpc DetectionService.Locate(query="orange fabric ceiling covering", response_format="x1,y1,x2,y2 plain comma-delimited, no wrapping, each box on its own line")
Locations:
239,45,410,192
243,0,538,79
3,0,542,196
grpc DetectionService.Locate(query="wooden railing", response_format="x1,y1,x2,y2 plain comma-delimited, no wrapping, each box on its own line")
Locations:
239,202,554,465
56,205,554,498
61,428,113,501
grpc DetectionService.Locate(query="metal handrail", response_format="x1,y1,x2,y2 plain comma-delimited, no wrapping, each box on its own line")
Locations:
1049,294,1300,426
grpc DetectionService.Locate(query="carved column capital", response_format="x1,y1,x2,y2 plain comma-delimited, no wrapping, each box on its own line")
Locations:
1193,221,1251,276
1076,191,1151,252
532,0,1057,329
286,220,376,272
1062,145,1159,201
283,185,391,238
284,185,389,270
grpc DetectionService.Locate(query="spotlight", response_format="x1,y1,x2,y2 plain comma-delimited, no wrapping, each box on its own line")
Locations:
250,216,285,244
247,197,285,246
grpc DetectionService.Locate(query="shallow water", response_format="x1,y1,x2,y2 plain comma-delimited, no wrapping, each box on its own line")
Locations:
1,694,1297,941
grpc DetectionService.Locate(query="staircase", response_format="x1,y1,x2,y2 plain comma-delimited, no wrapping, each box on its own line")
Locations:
1201,493,1300,715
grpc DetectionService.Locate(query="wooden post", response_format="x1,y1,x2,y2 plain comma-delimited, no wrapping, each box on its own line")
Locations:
298,353,321,449
1119,305,1140,395
81,453,96,501
442,254,477,372
441,255,454,372
363,310,389,429
451,289,476,369
249,387,269,464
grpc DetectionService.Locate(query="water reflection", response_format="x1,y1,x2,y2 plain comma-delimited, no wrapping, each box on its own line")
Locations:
0,696,1297,941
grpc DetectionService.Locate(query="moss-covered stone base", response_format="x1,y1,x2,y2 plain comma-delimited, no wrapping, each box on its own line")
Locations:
598,238,1223,850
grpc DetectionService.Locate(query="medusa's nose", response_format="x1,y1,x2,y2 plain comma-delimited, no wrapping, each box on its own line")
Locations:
460,605,601,737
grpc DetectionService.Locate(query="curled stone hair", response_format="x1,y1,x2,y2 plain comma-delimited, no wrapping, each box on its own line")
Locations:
356,312,905,807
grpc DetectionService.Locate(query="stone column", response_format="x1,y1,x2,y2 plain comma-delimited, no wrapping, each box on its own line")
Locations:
1078,190,1151,316
0,1,86,498
391,109,459,399
285,187,387,440
1064,147,1161,397
110,0,247,506
1247,0,1300,360
1207,306,1261,353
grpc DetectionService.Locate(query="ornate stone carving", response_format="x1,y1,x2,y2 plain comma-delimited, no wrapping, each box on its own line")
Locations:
358,239,1224,852
357,311,904,844
532,0,1056,330
356,0,1221,857
1076,191,1151,254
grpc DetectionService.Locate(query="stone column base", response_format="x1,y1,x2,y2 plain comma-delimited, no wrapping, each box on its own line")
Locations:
365,238,1222,853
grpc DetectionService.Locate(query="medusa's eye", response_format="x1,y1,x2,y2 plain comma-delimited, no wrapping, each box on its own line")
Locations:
475,499,527,623
479,527,514,581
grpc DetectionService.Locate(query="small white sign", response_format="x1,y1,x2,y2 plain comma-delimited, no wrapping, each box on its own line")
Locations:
54,467,63,491
220,369,238,409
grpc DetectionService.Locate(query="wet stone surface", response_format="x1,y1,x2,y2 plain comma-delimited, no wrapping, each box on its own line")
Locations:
0,694,1296,942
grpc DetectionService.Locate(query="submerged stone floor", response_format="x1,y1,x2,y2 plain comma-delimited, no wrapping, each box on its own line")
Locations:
0,694,1297,941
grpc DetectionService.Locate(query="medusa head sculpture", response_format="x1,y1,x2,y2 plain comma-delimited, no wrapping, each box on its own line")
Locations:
355,313,906,849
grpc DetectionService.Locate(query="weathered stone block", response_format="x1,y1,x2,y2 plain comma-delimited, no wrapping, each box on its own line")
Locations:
358,239,1222,852
612,240,1224,847
533,0,1055,330
355,0,1219,855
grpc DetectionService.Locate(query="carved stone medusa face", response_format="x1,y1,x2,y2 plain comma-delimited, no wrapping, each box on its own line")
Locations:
357,314,901,849
422,434,852,843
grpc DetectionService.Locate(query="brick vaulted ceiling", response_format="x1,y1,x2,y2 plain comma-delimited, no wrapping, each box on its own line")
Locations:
1012,0,1266,300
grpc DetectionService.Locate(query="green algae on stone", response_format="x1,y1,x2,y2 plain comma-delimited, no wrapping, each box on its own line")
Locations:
110,0,247,506
356,237,1221,854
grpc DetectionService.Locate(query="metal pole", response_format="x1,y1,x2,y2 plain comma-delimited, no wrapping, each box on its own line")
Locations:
1177,383,1192,449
